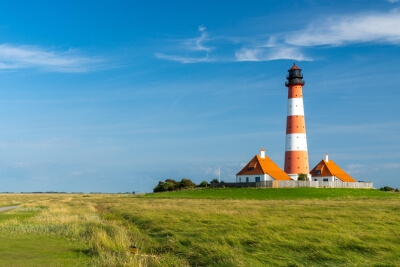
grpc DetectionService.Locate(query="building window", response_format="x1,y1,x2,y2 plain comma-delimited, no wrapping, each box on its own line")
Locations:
316,170,321,175
255,177,260,182
246,177,249,183
239,177,241,183
314,179,317,181
323,178,329,182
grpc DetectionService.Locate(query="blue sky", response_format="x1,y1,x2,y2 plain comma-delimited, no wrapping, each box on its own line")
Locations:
0,0,399,192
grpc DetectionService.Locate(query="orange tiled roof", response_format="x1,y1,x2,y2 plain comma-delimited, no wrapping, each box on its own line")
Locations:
237,155,291,180
310,159,356,182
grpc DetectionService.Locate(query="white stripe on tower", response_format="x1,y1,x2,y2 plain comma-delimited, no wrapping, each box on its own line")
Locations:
284,63,310,180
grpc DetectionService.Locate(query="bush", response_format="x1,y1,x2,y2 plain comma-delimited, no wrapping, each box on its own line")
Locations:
380,186,395,192
153,178,195,192
298,173,308,181
198,181,209,187
210,178,219,184
180,178,195,189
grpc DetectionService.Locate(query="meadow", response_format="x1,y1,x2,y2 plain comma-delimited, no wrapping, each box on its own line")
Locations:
0,189,399,266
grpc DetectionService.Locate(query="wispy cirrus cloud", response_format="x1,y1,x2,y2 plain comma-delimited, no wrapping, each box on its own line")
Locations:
155,53,214,64
235,46,312,62
155,26,215,64
285,11,400,46
0,44,104,72
156,26,309,63
157,10,400,64
183,25,213,52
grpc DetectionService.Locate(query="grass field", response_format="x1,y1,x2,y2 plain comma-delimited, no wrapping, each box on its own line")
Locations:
141,187,396,200
1,189,400,266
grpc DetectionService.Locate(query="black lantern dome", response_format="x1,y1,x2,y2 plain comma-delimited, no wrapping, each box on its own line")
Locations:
285,63,305,86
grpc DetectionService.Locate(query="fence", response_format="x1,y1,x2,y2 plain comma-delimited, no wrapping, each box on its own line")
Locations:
211,180,373,189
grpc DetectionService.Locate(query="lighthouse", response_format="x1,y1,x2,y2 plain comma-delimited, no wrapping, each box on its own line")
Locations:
284,63,310,180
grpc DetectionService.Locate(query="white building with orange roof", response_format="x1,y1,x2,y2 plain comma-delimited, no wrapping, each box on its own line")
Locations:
236,149,292,183
309,154,357,182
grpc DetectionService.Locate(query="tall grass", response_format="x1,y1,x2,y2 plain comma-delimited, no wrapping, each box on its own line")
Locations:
98,194,400,266
1,191,400,266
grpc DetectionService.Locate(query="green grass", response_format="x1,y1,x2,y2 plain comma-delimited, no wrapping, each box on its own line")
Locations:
0,206,91,266
142,187,399,200
0,234,91,267
98,190,400,266
0,212,35,222
1,191,400,266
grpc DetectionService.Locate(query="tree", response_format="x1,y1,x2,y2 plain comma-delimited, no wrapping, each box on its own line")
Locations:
153,178,195,193
210,178,219,184
165,179,180,190
298,173,308,181
198,180,209,187
153,181,166,193
180,178,195,189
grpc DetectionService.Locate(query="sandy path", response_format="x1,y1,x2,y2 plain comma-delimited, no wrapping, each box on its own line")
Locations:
0,205,19,212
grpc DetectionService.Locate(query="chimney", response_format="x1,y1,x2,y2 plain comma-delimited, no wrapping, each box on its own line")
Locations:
260,148,265,159
325,154,329,162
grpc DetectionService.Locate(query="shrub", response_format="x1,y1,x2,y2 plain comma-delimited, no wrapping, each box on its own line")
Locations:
198,181,208,187
298,173,308,181
380,186,395,192
180,178,195,189
165,179,180,190
153,178,196,192
210,178,219,184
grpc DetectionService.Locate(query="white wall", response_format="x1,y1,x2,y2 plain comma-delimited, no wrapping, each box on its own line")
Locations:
311,176,340,182
236,174,274,183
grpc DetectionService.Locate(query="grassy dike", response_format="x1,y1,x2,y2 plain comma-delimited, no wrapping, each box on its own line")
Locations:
1,189,400,266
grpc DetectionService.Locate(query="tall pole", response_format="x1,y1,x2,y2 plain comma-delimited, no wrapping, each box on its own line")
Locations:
284,63,310,180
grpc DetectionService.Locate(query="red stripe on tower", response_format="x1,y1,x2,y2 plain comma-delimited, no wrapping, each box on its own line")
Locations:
284,63,310,180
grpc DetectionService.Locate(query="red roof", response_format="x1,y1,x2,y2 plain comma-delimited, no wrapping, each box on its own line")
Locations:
290,62,300,70
310,159,356,182
237,155,291,180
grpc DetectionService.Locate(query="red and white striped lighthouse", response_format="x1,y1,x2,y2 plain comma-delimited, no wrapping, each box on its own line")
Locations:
284,63,310,180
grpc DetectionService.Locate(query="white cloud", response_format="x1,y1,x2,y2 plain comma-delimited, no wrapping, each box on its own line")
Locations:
158,10,400,64
0,44,104,72
155,53,214,64
183,26,213,52
387,0,400,3
285,11,400,46
235,46,312,62
345,164,366,175
382,163,400,169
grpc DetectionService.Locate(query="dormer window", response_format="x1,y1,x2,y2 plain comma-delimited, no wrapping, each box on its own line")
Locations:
248,162,257,170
